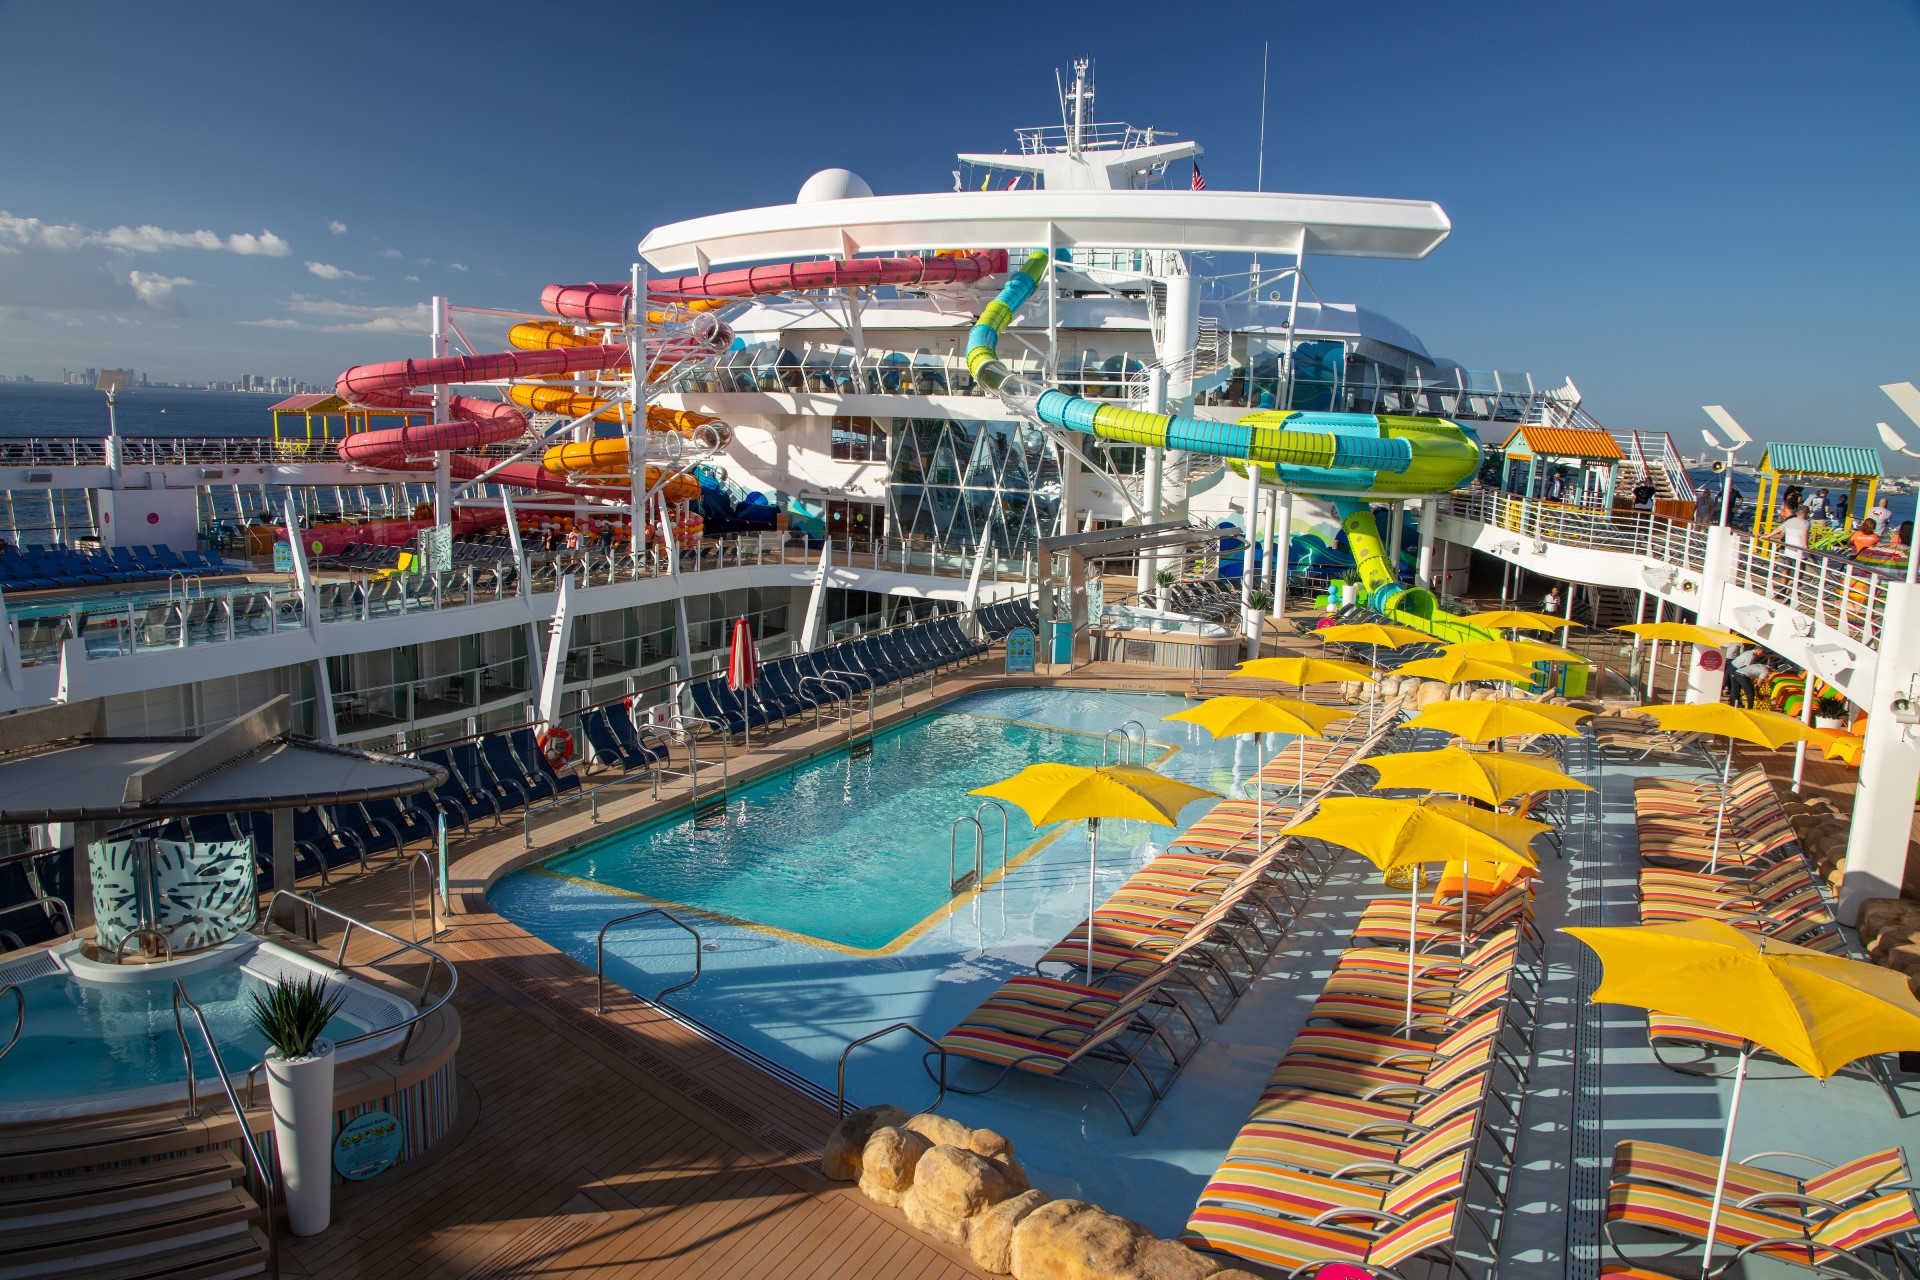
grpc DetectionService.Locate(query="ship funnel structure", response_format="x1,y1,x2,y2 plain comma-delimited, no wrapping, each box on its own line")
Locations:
967,251,1482,494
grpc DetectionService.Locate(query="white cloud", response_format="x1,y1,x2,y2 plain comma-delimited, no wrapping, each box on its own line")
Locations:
403,274,419,282
127,271,194,313
237,317,303,329
0,210,290,257
327,220,349,235
448,262,468,272
378,247,403,260
242,295,431,334
305,261,370,281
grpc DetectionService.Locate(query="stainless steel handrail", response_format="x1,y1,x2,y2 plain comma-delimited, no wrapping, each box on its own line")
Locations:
0,984,22,1062
595,908,702,1013
974,800,1010,883
172,981,279,1279
674,713,729,792
836,1022,946,1118
0,894,75,942
113,926,174,964
816,668,876,739
949,816,984,895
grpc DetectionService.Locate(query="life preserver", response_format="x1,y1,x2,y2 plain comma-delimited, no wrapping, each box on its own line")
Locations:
537,727,574,767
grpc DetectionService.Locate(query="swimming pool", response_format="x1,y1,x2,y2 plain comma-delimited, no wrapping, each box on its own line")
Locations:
493,687,1335,1235
536,703,1138,951
0,938,412,1121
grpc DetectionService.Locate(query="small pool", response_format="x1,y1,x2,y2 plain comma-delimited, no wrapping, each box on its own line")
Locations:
6,577,265,622
0,938,412,1121
537,705,1134,951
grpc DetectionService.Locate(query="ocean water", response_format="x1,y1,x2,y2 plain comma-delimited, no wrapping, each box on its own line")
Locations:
0,383,277,438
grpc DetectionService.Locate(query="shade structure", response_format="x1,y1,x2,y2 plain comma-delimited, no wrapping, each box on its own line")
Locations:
972,764,1222,972
1402,699,1590,743
1614,621,1747,647
1461,609,1574,632
1445,638,1583,665
1566,920,1920,1274
1162,696,1345,852
1364,745,1593,806
1315,622,1431,650
1234,656,1375,687
1634,702,1825,866
1291,796,1541,1020
1392,655,1537,687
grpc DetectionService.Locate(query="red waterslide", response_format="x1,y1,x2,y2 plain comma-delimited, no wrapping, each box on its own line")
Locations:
335,250,1009,496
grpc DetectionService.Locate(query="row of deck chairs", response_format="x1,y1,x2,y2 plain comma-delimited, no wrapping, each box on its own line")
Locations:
1181,796,1552,1275
164,796,439,891
684,617,987,740
1160,579,1245,623
410,728,583,837
1598,766,1920,1277
976,599,1039,640
930,708,1393,1133
316,537,517,573
0,542,224,592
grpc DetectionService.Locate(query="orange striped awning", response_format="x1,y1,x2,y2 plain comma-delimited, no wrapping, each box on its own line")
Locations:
1500,427,1624,460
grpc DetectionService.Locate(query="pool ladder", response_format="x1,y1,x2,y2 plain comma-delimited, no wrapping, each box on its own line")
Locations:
948,800,1010,896
594,907,703,1014
1101,720,1149,765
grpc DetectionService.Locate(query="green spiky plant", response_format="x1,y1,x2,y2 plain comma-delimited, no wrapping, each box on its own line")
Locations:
248,974,348,1060
1155,569,1177,589
1245,589,1273,612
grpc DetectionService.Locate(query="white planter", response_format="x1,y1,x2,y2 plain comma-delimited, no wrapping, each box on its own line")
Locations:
266,1039,336,1236
1243,608,1266,660
1814,715,1846,730
1340,582,1360,607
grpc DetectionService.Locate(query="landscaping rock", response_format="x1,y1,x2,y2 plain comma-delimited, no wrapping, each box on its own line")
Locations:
967,1128,1029,1190
902,1111,976,1150
1012,1200,1147,1280
902,1145,1023,1244
821,1103,909,1181
967,1189,1051,1274
1859,898,1920,962
857,1125,931,1207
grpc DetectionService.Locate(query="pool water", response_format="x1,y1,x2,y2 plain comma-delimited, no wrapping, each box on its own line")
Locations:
0,963,364,1105
539,706,1129,951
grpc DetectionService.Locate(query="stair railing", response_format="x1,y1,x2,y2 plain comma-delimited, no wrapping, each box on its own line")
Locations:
172,980,279,1278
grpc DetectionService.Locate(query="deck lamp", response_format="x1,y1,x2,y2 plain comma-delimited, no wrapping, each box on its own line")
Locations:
1875,381,1920,584
96,368,129,483
1700,405,1752,529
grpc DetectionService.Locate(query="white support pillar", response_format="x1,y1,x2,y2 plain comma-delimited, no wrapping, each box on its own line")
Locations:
961,519,994,638
1387,501,1404,580
311,658,337,745
1415,498,1438,589
536,575,575,727
628,262,649,556
1137,366,1168,597
1686,527,1737,704
1241,466,1261,609
1273,488,1294,608
1839,582,1920,922
430,296,452,543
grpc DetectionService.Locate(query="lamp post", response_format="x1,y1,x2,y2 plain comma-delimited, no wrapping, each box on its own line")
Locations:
95,369,129,491
1875,381,1920,584
1701,405,1752,528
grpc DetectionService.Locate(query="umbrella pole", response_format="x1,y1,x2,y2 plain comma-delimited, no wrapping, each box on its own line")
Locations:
1406,871,1418,1030
1700,1046,1751,1279
1461,860,1470,958
1708,734,1734,873
1086,818,1099,975
1255,734,1265,853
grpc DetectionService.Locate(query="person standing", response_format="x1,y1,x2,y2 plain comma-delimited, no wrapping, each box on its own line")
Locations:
1806,489,1830,522
1542,584,1563,616
1868,495,1893,530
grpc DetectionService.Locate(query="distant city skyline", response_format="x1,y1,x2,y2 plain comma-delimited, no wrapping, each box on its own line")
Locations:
0,0,1914,451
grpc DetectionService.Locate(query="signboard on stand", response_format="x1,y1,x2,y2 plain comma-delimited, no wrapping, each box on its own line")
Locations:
272,541,294,573
1004,627,1036,674
333,1110,405,1181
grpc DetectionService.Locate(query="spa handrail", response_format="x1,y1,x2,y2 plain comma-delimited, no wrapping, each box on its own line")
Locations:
0,984,21,1063
172,980,279,1278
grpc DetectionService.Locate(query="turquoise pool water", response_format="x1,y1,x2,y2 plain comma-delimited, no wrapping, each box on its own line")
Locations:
537,706,1129,950
0,963,363,1105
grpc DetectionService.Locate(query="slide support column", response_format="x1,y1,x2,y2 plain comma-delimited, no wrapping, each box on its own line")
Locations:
1840,582,1920,922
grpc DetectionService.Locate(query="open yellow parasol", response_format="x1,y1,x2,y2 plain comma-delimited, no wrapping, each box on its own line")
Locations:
1402,699,1591,744
1614,621,1747,647
1461,609,1574,632
1364,745,1592,807
1163,697,1346,850
1393,654,1538,690
1631,703,1824,866
1445,638,1584,665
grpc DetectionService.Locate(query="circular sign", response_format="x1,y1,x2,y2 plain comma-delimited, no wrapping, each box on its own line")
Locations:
332,1109,404,1181
1698,649,1724,672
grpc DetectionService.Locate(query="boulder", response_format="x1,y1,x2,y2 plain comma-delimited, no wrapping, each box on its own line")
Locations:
821,1103,909,1181
968,1189,1051,1274
1859,898,1920,962
1127,1238,1225,1279
902,1111,976,1150
1415,681,1451,708
968,1128,1029,1190
1012,1200,1146,1280
857,1125,931,1207
902,1145,1024,1244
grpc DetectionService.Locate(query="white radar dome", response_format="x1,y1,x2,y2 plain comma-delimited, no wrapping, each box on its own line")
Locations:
796,168,874,203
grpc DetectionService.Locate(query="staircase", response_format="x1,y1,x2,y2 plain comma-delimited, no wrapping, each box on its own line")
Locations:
0,1115,269,1279
1526,390,1696,505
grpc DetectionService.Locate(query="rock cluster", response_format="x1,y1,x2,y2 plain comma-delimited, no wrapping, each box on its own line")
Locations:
1857,896,1920,993
822,1106,1255,1279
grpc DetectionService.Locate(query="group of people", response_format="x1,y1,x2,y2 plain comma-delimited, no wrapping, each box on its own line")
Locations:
1761,485,1911,563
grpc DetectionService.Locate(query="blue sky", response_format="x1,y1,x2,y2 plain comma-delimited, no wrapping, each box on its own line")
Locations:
0,0,1914,454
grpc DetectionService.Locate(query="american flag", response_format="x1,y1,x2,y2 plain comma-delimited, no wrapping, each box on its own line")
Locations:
1191,162,1207,191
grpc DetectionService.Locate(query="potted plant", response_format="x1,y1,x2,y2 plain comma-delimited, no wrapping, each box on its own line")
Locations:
1339,570,1362,608
1813,697,1849,730
250,974,347,1236
1243,588,1273,659
1152,568,1176,605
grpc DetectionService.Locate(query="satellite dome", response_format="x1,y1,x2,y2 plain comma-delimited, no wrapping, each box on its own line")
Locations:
796,168,874,203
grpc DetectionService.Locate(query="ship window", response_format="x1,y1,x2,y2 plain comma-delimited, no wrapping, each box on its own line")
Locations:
831,416,887,462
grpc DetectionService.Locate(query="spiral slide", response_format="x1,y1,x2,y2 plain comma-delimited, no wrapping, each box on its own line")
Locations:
965,249,1493,641
336,250,1010,504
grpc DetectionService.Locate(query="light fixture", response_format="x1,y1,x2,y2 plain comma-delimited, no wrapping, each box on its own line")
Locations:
1891,695,1919,726
1875,383,1920,585
1700,405,1752,528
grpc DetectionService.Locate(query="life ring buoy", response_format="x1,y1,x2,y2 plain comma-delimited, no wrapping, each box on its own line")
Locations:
537,727,574,768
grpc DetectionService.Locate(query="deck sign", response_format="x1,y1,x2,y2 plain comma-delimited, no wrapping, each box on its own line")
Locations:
1005,627,1037,673
334,1110,404,1181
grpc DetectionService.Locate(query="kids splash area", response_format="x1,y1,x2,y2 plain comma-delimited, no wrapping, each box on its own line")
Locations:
5,60,1920,1280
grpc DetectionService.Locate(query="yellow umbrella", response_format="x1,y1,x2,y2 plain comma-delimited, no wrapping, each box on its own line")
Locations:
1393,654,1538,690
1567,920,1920,1274
1445,638,1584,665
1291,796,1541,1018
1234,655,1374,688
1317,624,1432,727
1365,745,1593,807
1614,621,1747,647
1403,698,1591,744
1163,696,1346,851
972,763,1221,972
1633,703,1825,866
1461,609,1573,632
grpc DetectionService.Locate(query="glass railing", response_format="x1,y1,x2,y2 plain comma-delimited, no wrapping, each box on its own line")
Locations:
332,659,533,733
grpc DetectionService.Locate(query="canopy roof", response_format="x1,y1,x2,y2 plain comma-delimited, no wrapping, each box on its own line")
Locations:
1500,426,1623,461
1758,443,1882,479
269,393,345,413
639,188,1452,273
0,697,441,822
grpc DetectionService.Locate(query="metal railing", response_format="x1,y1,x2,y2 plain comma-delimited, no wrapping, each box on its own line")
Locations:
0,893,75,944
1730,535,1890,648
835,1022,947,1118
113,926,175,964
171,981,279,1279
594,907,702,1013
0,984,21,1062
1447,491,1709,571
